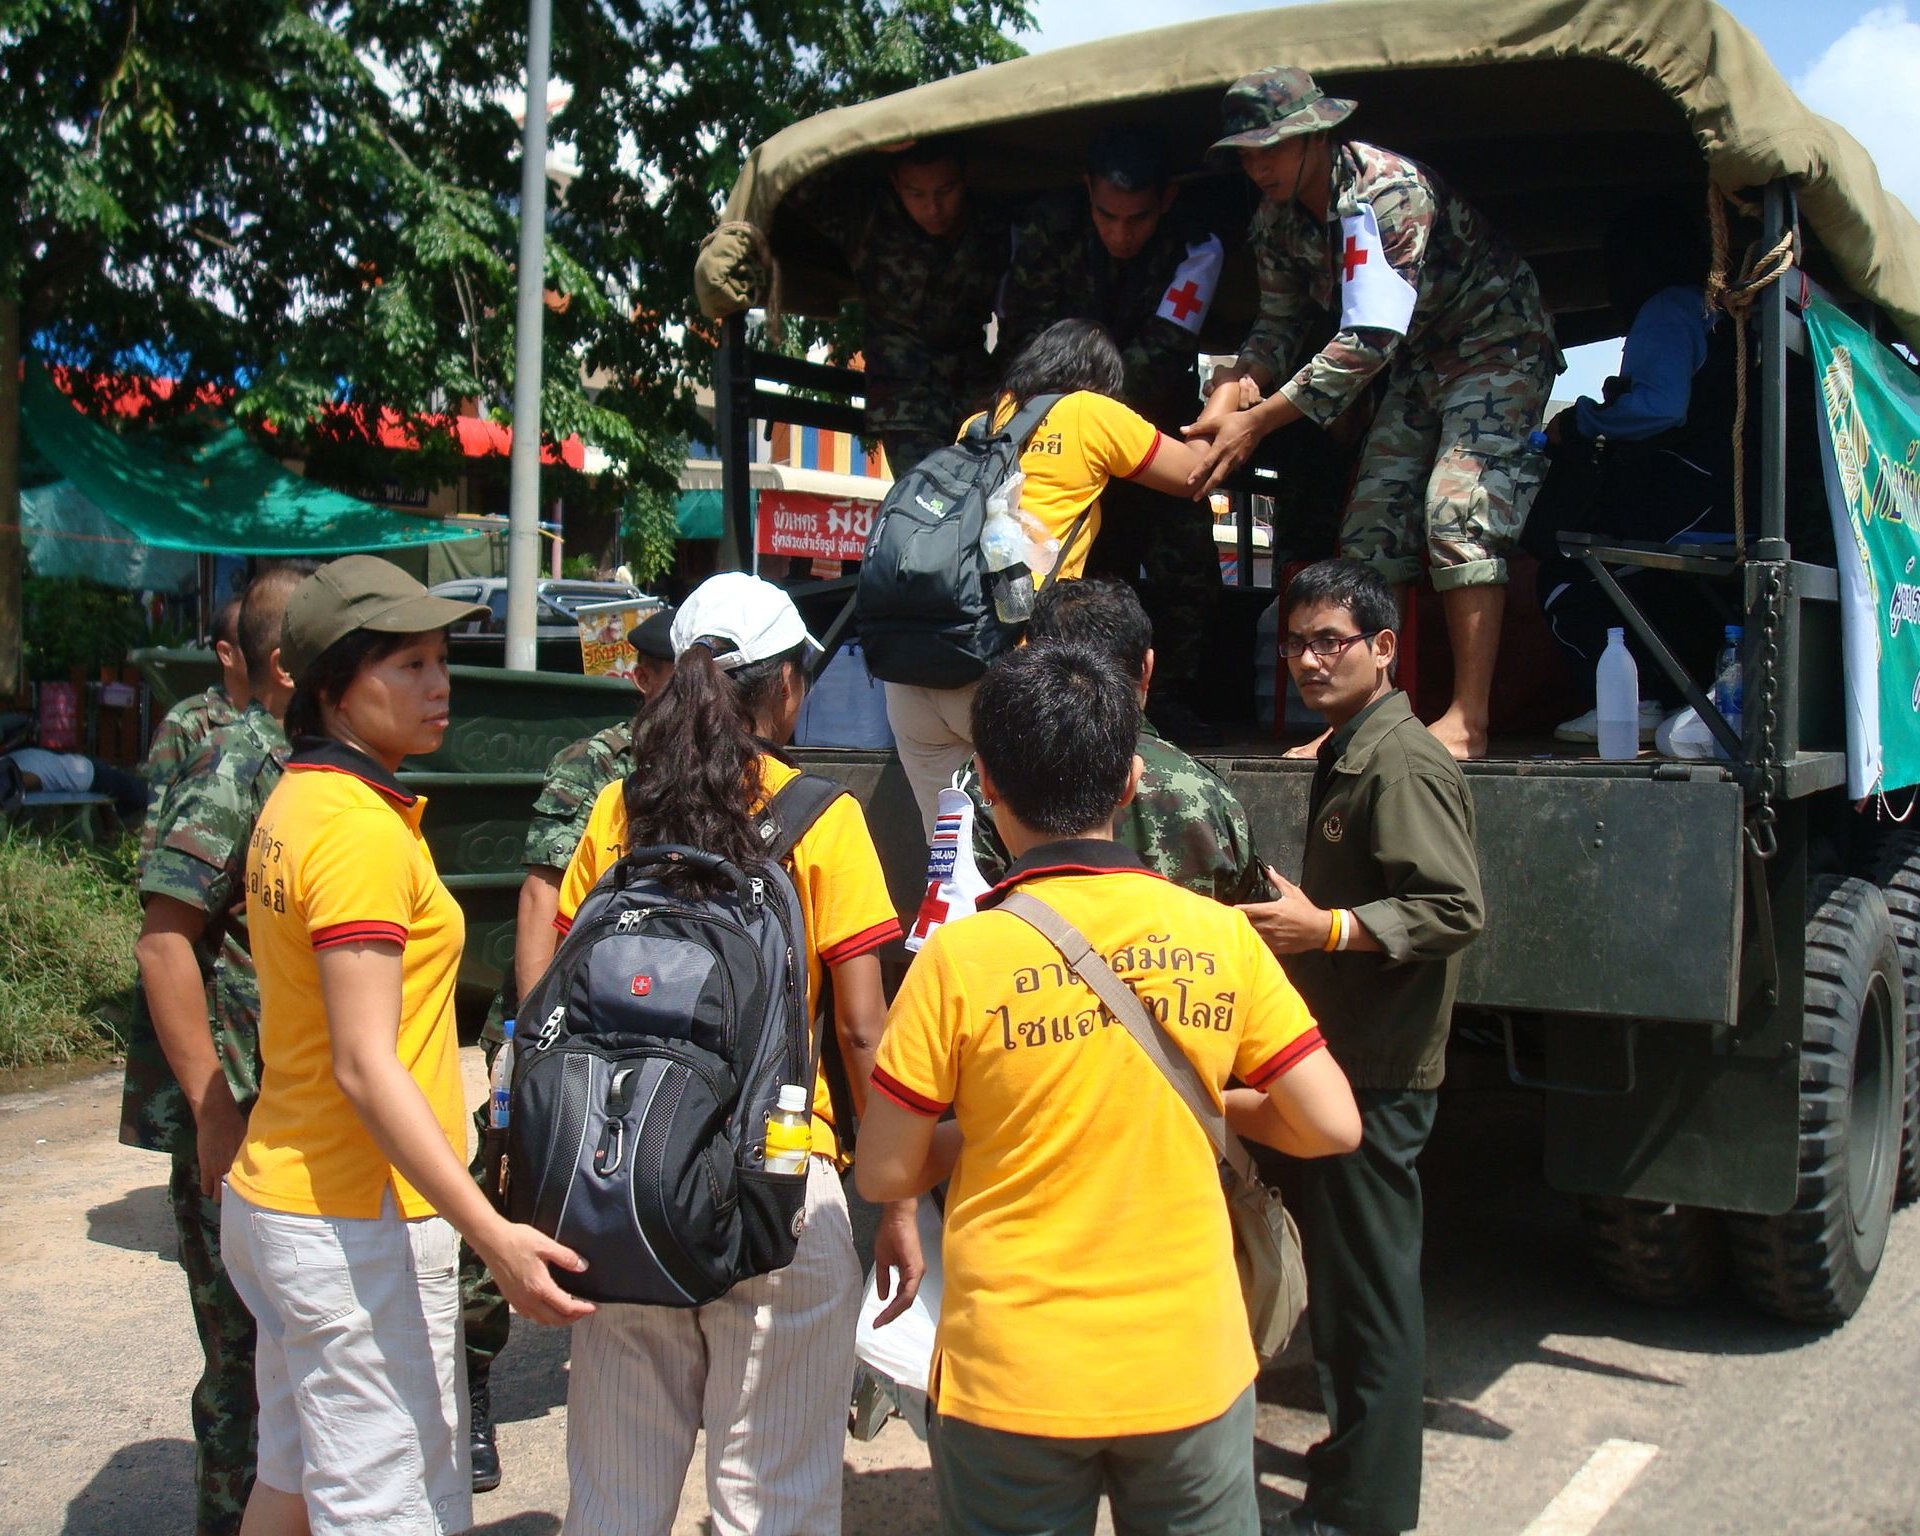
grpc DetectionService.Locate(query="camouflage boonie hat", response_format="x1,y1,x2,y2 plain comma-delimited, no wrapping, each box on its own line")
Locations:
1210,67,1356,155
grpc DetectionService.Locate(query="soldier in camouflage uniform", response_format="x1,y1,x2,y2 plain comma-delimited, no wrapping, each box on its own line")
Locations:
781,137,1010,476
999,126,1231,746
138,594,247,873
964,581,1276,901
461,609,667,1491
118,569,303,1536
1188,68,1560,759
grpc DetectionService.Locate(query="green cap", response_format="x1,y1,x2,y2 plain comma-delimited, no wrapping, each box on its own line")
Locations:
1210,67,1356,155
280,555,487,682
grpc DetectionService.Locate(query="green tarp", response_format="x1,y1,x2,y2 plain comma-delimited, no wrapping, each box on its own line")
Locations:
22,368,480,556
676,488,725,539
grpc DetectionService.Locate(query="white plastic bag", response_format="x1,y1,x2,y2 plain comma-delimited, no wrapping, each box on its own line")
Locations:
850,1196,946,1440
1654,705,1717,760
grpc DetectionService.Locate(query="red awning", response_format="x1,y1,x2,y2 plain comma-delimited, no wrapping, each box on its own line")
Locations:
50,370,588,470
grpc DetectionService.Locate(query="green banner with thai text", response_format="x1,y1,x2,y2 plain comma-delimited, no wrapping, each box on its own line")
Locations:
1807,299,1920,798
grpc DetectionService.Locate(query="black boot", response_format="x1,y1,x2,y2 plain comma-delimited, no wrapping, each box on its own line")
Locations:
469,1372,502,1494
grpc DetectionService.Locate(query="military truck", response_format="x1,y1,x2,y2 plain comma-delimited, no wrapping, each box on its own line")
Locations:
688,0,1920,1328
137,0,1920,1326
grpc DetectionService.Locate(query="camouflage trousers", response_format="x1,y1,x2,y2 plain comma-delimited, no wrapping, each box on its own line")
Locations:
462,1036,511,1384
1085,476,1222,688
1341,340,1556,591
169,1146,257,1536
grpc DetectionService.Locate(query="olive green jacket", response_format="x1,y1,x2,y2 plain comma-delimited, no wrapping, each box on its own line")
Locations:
1281,690,1483,1090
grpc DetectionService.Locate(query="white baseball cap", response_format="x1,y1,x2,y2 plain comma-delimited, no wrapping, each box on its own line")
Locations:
670,571,823,671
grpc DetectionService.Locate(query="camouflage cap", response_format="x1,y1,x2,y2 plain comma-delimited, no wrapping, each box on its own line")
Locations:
280,556,486,682
1210,67,1356,155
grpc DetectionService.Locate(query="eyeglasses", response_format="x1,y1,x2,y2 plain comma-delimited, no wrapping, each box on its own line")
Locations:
1281,630,1380,660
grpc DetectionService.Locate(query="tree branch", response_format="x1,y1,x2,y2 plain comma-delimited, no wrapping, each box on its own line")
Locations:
187,224,292,293
92,0,141,158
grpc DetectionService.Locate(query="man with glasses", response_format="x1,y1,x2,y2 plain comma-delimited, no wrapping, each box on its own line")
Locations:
1237,558,1484,1536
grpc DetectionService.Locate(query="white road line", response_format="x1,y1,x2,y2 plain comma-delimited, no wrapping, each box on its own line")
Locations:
1519,1439,1661,1536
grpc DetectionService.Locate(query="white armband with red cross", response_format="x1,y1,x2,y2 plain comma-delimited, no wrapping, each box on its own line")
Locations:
906,783,993,952
1154,234,1225,334
1337,205,1418,337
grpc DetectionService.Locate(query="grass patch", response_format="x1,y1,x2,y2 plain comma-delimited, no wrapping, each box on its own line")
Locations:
0,831,141,1070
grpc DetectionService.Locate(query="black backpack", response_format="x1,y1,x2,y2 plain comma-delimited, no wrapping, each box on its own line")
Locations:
856,393,1089,688
505,774,850,1306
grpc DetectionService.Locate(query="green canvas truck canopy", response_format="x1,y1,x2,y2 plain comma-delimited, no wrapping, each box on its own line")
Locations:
699,0,1920,350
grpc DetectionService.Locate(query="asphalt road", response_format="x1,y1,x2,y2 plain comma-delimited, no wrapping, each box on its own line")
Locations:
3,1057,1916,1536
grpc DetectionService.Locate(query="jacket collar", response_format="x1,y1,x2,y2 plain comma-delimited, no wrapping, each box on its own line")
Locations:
979,837,1154,910
1322,689,1415,778
286,736,416,807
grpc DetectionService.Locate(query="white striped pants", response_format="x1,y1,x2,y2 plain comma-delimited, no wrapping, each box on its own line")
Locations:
562,1156,862,1536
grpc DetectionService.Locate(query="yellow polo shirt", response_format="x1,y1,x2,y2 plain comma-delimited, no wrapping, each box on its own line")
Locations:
557,756,901,1159
963,392,1163,581
873,841,1325,1438
228,743,467,1220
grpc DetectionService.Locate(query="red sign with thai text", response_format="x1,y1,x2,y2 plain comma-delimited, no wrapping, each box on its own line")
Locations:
756,492,876,562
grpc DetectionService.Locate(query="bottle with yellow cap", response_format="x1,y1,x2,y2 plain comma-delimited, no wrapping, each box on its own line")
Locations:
763,1084,813,1175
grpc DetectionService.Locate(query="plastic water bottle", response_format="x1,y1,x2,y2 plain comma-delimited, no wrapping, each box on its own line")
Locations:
980,510,1034,622
488,1018,516,1131
1596,627,1640,760
763,1084,812,1175
1712,625,1744,759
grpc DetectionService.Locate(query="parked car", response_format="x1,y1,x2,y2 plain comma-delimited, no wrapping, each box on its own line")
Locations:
428,577,651,640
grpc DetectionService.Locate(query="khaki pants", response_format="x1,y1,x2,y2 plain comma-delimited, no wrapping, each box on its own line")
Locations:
883,681,980,835
562,1157,863,1536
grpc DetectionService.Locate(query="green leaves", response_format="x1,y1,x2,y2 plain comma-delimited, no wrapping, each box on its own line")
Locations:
5,0,1029,556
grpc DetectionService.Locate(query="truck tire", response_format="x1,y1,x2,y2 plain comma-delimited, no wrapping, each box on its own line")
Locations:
1579,1197,1725,1306
1726,876,1905,1325
1857,824,1920,1205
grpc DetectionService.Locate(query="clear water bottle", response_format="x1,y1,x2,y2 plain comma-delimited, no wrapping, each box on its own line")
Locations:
763,1083,812,1175
1711,625,1744,759
489,1018,516,1131
1596,627,1640,760
991,563,1035,623
981,510,1034,623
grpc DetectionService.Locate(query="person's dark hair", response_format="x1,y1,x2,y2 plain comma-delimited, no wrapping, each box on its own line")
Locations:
283,628,424,740
1283,558,1398,637
1028,578,1152,684
211,594,243,650
238,562,317,688
971,642,1138,838
1603,196,1710,326
1087,124,1169,192
621,638,809,894
890,135,965,171
996,319,1126,409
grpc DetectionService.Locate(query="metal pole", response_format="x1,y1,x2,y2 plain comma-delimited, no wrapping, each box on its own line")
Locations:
504,0,553,672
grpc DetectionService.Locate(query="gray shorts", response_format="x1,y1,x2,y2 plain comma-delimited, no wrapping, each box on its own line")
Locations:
929,1384,1259,1536
222,1187,470,1536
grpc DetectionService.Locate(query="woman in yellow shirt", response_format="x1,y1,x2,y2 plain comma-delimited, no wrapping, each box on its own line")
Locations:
886,317,1217,829
554,571,915,1536
221,557,593,1536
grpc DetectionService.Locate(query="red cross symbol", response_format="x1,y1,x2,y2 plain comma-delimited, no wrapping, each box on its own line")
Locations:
1342,236,1370,282
909,881,949,943
1163,280,1204,322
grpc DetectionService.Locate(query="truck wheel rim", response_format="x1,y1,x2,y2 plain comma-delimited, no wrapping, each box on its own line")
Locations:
1850,968,1897,1235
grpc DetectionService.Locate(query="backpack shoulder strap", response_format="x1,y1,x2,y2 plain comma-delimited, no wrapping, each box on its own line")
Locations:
760,770,862,1152
998,391,1065,450
760,771,849,863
